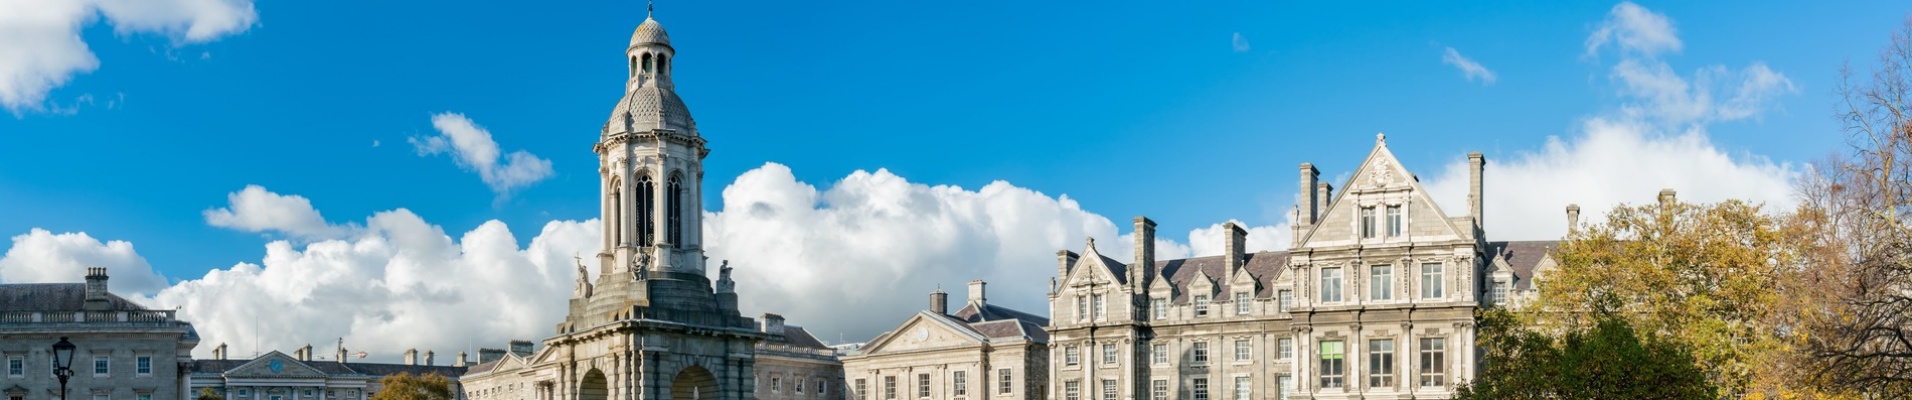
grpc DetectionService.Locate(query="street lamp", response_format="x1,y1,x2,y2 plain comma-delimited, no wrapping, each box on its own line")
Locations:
51,337,75,400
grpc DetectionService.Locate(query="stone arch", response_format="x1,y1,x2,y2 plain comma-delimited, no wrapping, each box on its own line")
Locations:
579,368,609,400
642,53,655,74
670,365,719,400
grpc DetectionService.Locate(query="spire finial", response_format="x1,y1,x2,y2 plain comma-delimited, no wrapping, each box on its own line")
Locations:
647,0,654,17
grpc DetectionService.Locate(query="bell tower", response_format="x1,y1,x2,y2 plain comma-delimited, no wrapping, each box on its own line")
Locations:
595,12,709,284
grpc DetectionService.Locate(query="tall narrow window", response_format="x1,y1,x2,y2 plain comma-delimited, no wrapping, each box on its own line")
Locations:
1278,290,1293,312
1235,292,1251,315
1278,338,1293,360
1076,296,1087,322
658,54,670,75
1360,207,1376,238
1319,341,1345,388
1421,263,1445,299
1369,339,1395,388
1192,378,1209,400
1151,344,1167,365
1192,341,1209,364
1066,346,1080,366
1233,339,1251,361
1277,376,1292,400
1386,205,1402,237
797,378,806,393
630,56,639,77
667,173,683,246
1493,282,1508,305
1064,380,1080,400
1420,338,1447,387
917,373,930,398
1151,380,1168,400
857,379,868,400
1233,376,1251,400
1153,298,1167,320
1194,295,1210,317
611,180,623,245
1321,268,1343,302
137,356,151,375
953,371,967,396
1102,379,1117,400
1102,344,1117,365
642,53,654,73
636,175,655,246
93,356,108,376
1371,265,1393,301
6,357,20,377
999,369,1013,394
1093,294,1105,320
885,376,897,400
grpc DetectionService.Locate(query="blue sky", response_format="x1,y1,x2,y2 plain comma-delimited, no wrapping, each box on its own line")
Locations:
0,1,1899,357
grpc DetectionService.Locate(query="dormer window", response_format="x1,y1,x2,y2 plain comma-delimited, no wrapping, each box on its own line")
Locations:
1194,296,1210,317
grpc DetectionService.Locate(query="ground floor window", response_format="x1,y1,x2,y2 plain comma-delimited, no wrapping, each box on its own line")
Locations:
1420,337,1447,387
1192,377,1209,400
1151,380,1168,400
1320,340,1345,388
1065,380,1080,400
1233,376,1251,400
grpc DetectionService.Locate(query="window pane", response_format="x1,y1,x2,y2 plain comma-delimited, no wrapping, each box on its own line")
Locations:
1371,265,1392,300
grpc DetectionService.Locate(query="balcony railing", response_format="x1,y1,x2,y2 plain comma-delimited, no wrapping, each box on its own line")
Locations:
0,310,180,325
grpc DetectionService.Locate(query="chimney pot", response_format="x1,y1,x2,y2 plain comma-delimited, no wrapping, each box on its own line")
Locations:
1566,204,1581,234
213,343,227,361
1658,188,1677,207
82,267,111,311
455,352,468,367
968,280,987,306
404,348,417,365
761,313,787,335
424,350,435,366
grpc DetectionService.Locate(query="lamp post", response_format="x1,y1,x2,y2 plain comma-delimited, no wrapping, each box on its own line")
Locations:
52,337,75,400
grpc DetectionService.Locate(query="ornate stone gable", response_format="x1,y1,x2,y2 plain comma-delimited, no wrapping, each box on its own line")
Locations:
1296,134,1471,249
223,351,328,379
1060,239,1126,290
858,312,987,354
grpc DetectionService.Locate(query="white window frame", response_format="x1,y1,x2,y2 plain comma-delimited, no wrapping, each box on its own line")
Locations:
773,377,783,393
857,378,869,400
1421,263,1444,299
92,356,108,376
918,373,930,399
1151,344,1168,365
1320,268,1343,302
1093,294,1106,320
1192,377,1209,400
999,369,1013,395
1151,380,1168,400
1360,206,1377,239
1278,290,1293,312
1319,340,1345,389
1192,341,1209,365
797,378,806,393
1233,376,1251,400
1492,281,1508,305
1194,296,1210,317
1064,380,1080,400
953,370,967,396
1102,344,1117,365
1420,337,1447,387
1233,339,1251,362
6,356,21,378
1065,346,1080,366
885,376,896,400
137,356,152,376
1386,205,1402,237
1278,338,1293,360
1234,292,1251,315
1102,379,1117,400
1369,339,1394,388
1152,298,1166,320
1371,265,1392,301
1076,296,1087,322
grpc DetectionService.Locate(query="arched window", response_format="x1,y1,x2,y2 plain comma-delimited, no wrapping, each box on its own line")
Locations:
667,173,683,246
642,53,654,74
658,54,669,76
636,174,655,246
610,179,622,245
629,56,638,78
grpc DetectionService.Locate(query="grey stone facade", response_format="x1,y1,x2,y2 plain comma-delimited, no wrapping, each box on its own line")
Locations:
0,268,198,400
842,281,1049,400
752,314,843,400
459,12,769,400
189,346,467,400
1048,135,1557,400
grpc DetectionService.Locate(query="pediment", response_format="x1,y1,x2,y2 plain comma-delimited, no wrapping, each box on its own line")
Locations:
225,351,328,378
1188,270,1216,296
1299,135,1468,247
1062,239,1124,289
860,312,985,355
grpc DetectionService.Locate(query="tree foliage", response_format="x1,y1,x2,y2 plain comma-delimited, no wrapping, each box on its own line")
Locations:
1457,310,1715,400
370,372,455,400
1532,198,1800,396
1790,14,1912,398
196,387,223,400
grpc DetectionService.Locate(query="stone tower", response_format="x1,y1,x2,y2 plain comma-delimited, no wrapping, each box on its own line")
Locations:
475,11,765,400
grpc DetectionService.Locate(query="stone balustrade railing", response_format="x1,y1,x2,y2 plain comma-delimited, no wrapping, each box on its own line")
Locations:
0,310,180,325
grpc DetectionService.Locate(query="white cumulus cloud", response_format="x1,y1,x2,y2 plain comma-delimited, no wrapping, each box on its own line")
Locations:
0,228,169,296
1232,32,1251,53
411,113,555,197
204,185,350,240
1442,47,1498,85
0,0,257,114
1421,1,1801,241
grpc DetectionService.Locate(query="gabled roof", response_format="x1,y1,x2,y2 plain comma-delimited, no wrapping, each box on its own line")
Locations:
777,325,831,349
1486,241,1560,291
0,283,149,312
951,302,1050,326
1298,134,1468,247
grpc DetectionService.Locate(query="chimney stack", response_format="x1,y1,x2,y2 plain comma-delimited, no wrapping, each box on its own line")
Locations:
1223,222,1248,275
404,349,417,365
213,343,227,360
1468,152,1486,235
424,350,435,366
509,340,534,357
478,348,506,364
1299,163,1320,224
1658,188,1677,208
1316,182,1335,218
296,344,312,361
455,352,468,367
83,267,110,311
968,280,987,306
1133,217,1156,289
929,288,948,315
1566,204,1581,234
336,345,347,363
1056,250,1079,285
761,313,787,336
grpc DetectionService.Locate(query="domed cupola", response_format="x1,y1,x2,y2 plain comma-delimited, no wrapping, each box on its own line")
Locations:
606,14,696,137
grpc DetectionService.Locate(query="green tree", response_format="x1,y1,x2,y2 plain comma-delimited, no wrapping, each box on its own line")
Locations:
196,387,223,400
1458,310,1716,400
370,372,454,400
1533,198,1800,396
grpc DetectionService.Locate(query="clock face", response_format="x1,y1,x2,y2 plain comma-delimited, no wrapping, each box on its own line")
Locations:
916,328,928,341
269,359,283,372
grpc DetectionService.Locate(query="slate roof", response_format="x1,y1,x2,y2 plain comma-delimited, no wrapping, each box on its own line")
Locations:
0,283,150,312
1155,252,1289,304
776,325,830,349
463,361,498,375
1486,241,1561,291
951,302,1050,326
191,358,467,378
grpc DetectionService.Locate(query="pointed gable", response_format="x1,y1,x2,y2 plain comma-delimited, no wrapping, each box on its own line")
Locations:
224,351,329,379
1060,238,1128,288
858,312,989,355
1299,133,1469,248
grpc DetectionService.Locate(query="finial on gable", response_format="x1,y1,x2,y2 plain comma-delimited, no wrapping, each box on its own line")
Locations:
1376,132,1386,146
1085,236,1097,251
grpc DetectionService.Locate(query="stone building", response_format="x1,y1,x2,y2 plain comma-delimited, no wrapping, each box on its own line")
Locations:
842,281,1049,400
0,268,199,400
457,10,767,400
1047,135,1557,400
189,344,467,400
752,314,843,400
